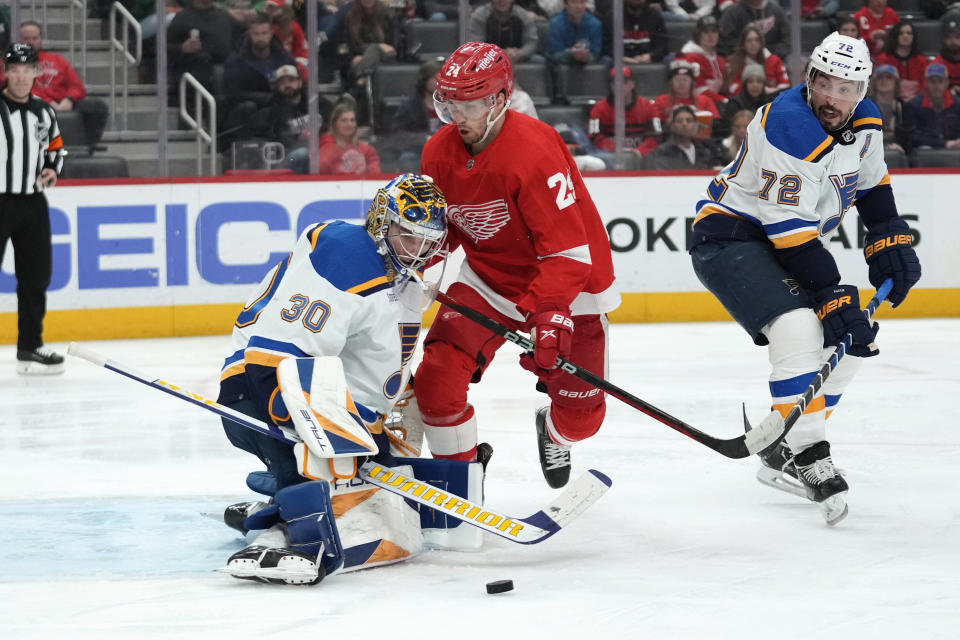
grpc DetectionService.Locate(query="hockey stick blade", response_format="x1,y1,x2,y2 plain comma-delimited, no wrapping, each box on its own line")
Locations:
361,462,612,544
742,279,893,450
68,343,609,545
433,291,771,459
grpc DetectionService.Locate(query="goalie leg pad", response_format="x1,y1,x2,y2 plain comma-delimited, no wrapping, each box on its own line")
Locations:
276,481,345,576
404,457,484,551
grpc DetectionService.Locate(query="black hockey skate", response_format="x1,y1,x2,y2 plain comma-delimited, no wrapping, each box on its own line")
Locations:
16,347,64,375
222,545,324,585
755,438,848,526
536,407,571,489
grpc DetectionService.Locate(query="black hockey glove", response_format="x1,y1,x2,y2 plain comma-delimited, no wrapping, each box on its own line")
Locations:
863,218,921,307
814,285,879,357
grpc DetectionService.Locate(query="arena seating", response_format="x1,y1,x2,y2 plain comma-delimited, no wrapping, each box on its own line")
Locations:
59,156,130,179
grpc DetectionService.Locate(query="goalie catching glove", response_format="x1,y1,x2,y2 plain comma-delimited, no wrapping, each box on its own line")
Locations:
863,218,921,308
520,302,574,380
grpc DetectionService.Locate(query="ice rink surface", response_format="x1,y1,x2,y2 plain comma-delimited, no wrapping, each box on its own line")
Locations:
1,319,957,639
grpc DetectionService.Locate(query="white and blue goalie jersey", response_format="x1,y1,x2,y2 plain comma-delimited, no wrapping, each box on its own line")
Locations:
693,86,888,257
218,221,424,430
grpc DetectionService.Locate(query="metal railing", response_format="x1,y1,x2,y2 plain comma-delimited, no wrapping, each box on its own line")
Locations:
69,0,88,80
179,73,217,176
109,2,142,132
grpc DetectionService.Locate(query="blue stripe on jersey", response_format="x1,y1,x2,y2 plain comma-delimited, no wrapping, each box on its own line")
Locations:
223,348,244,368
762,86,833,162
356,280,394,297
247,336,310,357
305,221,388,293
769,371,818,398
825,393,842,409
235,257,290,328
763,217,819,235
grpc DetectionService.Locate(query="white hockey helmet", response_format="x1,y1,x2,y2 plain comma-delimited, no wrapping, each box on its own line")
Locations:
806,32,873,103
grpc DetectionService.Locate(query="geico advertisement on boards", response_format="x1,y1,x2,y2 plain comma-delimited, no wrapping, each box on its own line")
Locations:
0,174,945,312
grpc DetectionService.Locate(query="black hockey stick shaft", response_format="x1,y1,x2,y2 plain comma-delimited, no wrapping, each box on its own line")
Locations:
433,291,777,459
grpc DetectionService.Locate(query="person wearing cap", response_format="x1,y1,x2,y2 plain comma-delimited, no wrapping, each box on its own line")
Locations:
931,15,960,95
588,66,663,165
647,103,727,168
868,64,912,155
691,32,921,524
547,0,603,104
0,43,66,374
679,15,727,105
600,0,667,64
718,0,790,59
905,62,960,149
854,0,900,57
660,0,716,22
223,12,297,145
715,62,772,137
723,26,789,97
875,20,928,102
652,58,721,124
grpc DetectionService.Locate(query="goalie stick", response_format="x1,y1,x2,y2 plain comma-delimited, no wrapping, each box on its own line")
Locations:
743,278,893,450
433,291,780,459
66,343,611,545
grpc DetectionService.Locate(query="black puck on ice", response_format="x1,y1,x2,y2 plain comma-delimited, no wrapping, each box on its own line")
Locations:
485,579,514,594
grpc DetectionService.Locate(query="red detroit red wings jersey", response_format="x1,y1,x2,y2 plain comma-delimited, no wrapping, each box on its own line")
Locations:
422,110,617,319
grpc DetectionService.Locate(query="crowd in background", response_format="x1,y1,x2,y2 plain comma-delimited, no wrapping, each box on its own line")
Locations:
4,0,960,174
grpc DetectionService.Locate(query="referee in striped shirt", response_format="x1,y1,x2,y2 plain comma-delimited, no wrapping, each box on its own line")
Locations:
1,42,65,374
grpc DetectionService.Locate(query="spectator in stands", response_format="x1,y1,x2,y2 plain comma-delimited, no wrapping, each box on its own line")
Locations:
723,25,789,96
167,0,245,95
555,121,607,170
254,65,335,172
16,22,109,152
601,0,667,64
868,64,912,155
265,0,308,76
679,15,727,106
932,14,960,94
646,104,726,168
343,0,398,93
718,0,790,59
223,13,297,144
721,108,752,158
0,6,9,52
652,58,721,131
905,62,960,149
470,0,543,63
837,16,862,40
854,0,899,58
718,62,770,130
800,0,837,20
660,0,715,22
381,59,443,171
548,0,603,104
510,78,541,117
876,20,928,101
317,101,381,173
589,66,663,167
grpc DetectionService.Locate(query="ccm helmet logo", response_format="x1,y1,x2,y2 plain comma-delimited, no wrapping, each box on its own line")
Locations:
830,61,852,69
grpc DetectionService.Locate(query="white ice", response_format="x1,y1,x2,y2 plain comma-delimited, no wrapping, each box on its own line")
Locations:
1,319,958,639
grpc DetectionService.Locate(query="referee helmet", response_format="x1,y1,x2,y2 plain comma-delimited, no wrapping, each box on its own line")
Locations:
3,43,39,66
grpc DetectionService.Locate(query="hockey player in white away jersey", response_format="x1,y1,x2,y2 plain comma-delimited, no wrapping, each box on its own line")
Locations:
216,174,449,584
689,33,921,524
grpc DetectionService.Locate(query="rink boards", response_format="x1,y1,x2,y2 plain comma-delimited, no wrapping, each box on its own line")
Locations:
1,172,957,343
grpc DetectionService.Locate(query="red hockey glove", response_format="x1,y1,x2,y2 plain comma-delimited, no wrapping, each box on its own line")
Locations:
522,303,574,377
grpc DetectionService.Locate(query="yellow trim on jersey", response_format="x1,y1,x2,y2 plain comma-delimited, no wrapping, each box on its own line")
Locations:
243,350,288,368
346,275,391,295
877,174,891,186
219,361,246,382
309,223,330,250
760,103,772,129
803,136,834,162
769,229,819,249
852,116,882,128
693,204,744,225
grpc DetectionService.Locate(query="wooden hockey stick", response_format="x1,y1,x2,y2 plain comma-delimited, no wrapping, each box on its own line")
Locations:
433,290,782,459
66,343,611,545
743,278,893,447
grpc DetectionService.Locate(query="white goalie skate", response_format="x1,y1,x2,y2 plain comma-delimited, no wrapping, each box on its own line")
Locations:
756,440,849,526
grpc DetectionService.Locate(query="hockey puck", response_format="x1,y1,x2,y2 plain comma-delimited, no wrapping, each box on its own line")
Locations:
485,579,514,594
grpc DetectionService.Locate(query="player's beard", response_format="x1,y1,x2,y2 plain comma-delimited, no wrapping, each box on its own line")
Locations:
816,104,845,132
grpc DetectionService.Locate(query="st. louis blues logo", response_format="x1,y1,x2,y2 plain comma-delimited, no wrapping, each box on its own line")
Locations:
822,171,859,236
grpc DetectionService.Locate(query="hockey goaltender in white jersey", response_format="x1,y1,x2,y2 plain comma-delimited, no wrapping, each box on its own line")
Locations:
690,33,921,525
215,175,486,585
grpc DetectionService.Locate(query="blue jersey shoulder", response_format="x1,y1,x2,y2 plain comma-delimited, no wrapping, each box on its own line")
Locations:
304,221,388,293
850,97,883,132
761,86,836,163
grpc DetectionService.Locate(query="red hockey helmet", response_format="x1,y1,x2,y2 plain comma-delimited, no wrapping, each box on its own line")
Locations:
434,42,513,103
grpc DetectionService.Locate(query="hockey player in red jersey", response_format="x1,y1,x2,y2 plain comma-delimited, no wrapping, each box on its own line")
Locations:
415,41,619,489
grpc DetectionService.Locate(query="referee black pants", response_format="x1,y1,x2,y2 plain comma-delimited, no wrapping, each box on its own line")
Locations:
0,193,52,352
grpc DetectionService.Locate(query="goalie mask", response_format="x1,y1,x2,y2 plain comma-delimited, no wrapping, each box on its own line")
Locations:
366,173,448,281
